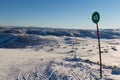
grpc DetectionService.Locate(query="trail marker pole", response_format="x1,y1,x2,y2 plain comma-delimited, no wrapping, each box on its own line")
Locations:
74,37,77,58
92,12,102,79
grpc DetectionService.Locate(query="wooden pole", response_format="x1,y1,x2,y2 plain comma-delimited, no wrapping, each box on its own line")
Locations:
74,37,77,58
96,23,102,79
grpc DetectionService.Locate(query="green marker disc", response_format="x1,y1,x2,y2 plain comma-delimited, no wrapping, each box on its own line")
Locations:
92,12,100,24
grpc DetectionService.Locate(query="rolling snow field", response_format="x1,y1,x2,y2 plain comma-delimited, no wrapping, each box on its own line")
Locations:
0,34,120,80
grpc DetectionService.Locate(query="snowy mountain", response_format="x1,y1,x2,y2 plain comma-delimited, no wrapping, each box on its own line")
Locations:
1,26,120,80
1,26,120,39
0,26,120,48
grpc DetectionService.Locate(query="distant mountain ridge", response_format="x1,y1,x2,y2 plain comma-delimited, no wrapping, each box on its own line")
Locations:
0,26,120,48
0,26,120,39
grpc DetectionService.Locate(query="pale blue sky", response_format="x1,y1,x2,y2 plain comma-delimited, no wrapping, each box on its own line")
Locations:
0,0,120,29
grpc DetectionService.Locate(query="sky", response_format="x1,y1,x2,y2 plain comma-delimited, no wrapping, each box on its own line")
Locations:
0,0,120,29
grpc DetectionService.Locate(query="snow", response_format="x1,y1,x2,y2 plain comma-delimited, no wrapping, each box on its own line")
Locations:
0,34,120,80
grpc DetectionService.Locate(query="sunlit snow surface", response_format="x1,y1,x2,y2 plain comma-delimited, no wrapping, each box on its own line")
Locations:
0,35,120,80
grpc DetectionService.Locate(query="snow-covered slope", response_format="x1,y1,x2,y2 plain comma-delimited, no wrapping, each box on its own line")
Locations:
0,35,120,80
0,26,120,80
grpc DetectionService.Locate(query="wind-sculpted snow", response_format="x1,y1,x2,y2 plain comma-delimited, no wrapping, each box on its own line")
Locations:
0,57,99,80
50,58,99,80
